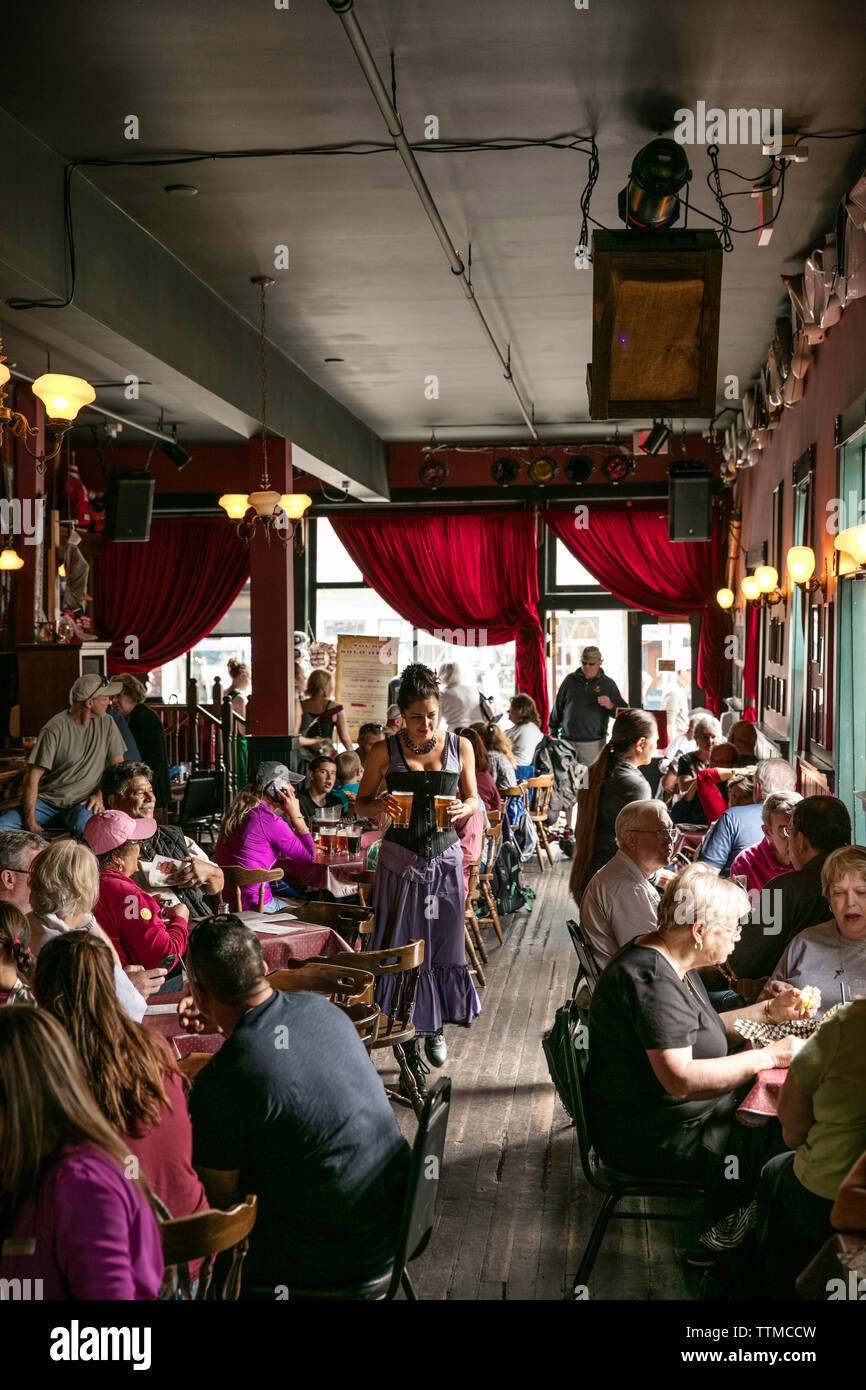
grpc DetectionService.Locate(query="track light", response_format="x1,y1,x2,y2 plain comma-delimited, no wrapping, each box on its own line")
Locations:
527,455,558,486
640,420,672,456
160,439,192,470
618,139,692,229
491,456,520,486
564,454,595,485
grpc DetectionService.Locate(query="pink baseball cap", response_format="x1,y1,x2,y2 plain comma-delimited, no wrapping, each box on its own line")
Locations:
83,809,158,855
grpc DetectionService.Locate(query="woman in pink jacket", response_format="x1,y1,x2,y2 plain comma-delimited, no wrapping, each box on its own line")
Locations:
214,761,316,912
84,809,190,980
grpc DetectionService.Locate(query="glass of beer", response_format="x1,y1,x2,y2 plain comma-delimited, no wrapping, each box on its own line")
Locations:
345,828,362,858
333,824,348,857
390,791,413,827
434,794,454,830
318,824,335,858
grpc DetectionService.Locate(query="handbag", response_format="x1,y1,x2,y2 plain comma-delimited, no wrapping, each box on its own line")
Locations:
478,691,499,723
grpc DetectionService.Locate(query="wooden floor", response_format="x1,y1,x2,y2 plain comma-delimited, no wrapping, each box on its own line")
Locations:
379,846,704,1301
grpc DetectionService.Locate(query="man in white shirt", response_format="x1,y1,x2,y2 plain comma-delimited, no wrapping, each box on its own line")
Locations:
579,799,676,969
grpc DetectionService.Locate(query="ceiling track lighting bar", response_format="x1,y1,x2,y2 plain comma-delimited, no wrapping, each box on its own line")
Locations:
325,0,538,440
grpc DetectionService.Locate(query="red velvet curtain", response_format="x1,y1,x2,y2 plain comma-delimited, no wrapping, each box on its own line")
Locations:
544,506,728,715
94,519,249,674
330,512,549,723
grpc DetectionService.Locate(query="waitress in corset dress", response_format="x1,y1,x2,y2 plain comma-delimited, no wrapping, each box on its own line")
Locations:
354,664,481,1090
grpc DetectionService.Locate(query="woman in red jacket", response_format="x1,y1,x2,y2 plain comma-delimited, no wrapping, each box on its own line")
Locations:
84,809,189,985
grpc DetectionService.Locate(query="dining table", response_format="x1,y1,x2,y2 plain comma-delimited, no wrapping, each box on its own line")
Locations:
279,826,381,899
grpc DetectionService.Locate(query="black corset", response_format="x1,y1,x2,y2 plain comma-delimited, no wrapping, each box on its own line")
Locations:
385,766,460,861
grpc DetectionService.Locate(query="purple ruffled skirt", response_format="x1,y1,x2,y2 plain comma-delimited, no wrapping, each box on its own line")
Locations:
370,838,480,1036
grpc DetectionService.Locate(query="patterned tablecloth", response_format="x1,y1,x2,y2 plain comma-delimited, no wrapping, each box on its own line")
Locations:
278,828,381,898
736,1067,787,1126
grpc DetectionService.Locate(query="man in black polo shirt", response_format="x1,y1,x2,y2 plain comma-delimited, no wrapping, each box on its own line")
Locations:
729,795,852,984
548,645,626,766
184,916,410,1294
296,754,344,825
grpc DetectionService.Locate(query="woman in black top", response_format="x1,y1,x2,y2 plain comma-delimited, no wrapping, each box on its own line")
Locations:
569,709,657,902
587,864,811,1257
670,714,722,827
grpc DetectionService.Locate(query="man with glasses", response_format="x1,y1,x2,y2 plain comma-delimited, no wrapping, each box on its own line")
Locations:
0,829,44,912
548,645,626,768
0,674,126,836
579,799,676,969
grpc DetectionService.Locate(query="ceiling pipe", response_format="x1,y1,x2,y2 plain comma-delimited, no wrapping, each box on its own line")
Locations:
325,0,538,440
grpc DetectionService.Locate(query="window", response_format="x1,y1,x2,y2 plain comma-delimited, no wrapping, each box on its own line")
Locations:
551,539,602,590
151,583,251,704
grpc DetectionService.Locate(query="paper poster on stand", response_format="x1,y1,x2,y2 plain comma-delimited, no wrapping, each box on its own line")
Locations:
335,634,398,741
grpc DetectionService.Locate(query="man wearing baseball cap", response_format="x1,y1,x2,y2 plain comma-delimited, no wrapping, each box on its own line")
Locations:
548,646,627,766
0,674,126,837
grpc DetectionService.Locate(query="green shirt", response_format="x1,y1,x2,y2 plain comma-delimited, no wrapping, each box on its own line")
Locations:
30,710,126,808
791,999,866,1200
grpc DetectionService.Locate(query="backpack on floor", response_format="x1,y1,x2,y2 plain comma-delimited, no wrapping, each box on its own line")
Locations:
491,819,534,915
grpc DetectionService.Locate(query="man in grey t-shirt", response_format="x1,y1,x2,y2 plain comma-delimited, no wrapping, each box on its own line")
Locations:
0,674,126,836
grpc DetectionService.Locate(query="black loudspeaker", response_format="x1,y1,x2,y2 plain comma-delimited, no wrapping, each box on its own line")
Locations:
668,463,714,542
104,469,155,542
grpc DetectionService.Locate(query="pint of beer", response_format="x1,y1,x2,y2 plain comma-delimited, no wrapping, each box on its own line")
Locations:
390,791,413,827
434,795,454,830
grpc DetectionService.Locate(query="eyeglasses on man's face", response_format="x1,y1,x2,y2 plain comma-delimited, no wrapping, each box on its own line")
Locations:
633,825,675,839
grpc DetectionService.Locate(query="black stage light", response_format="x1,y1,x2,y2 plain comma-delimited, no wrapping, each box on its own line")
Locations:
564,454,595,485
160,440,192,470
419,458,448,489
491,456,521,486
618,139,691,230
640,420,672,456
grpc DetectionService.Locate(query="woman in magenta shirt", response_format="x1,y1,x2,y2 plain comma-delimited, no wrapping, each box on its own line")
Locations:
0,1008,162,1300
34,932,209,1250
84,809,190,970
215,762,316,911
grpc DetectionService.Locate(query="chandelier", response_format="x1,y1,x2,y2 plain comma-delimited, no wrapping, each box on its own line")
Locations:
219,276,311,550
0,338,95,473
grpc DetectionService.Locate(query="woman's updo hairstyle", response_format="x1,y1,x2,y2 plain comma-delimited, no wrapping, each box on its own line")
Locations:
569,707,658,902
397,663,440,712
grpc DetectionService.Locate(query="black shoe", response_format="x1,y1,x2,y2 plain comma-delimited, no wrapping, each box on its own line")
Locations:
685,1242,719,1270
400,1040,430,1100
424,1030,447,1067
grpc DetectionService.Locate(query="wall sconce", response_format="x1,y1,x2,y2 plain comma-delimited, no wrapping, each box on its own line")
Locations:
786,545,828,596
716,587,735,609
0,547,25,570
741,569,783,607
0,346,95,473
834,527,866,577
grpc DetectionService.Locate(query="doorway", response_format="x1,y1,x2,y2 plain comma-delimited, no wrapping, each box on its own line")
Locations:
547,609,629,706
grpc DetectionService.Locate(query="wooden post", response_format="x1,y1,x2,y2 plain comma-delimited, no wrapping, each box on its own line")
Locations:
186,676,199,772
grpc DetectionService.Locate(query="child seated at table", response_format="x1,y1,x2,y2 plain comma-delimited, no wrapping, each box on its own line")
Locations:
0,901,35,1005
334,750,361,813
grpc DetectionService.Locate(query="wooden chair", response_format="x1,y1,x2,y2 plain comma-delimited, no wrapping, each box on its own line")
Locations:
291,901,374,950
315,941,427,1118
220,865,285,913
177,1052,215,1081
463,856,487,987
795,1230,866,1300
267,962,375,1005
566,917,601,999
159,1195,258,1300
335,999,381,1048
346,867,376,910
475,815,504,944
525,774,555,869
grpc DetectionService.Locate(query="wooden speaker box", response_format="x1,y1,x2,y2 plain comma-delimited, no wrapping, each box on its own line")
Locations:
588,230,723,420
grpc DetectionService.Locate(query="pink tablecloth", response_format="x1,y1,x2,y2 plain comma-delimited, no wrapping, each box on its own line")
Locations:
173,1032,224,1059
280,829,381,899
736,1067,787,1126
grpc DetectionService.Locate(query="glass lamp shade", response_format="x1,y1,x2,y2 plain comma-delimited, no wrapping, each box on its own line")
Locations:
835,527,866,566
31,373,95,421
0,362,10,388
716,587,735,610
786,546,815,583
218,494,250,520
247,490,281,517
278,493,313,521
0,548,25,570
741,574,761,601
58,563,66,578
754,565,779,593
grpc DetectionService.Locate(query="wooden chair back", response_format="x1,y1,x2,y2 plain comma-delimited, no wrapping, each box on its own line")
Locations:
334,999,381,1046
525,773,554,818
324,940,424,1037
267,962,374,1004
159,1195,258,1301
480,816,502,877
220,865,285,913
177,1053,214,1082
291,901,374,949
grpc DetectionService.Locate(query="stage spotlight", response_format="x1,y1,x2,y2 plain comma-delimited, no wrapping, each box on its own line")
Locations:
618,138,691,229
419,458,448,489
491,456,521,486
600,453,635,485
160,439,192,470
527,455,558,486
640,420,672,456
564,454,595,485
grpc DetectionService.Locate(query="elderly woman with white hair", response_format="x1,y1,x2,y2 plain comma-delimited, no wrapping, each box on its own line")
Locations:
669,714,722,826
588,864,814,1264
26,839,157,1022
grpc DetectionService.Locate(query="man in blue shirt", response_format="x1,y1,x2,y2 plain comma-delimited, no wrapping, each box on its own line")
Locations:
697,758,797,875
